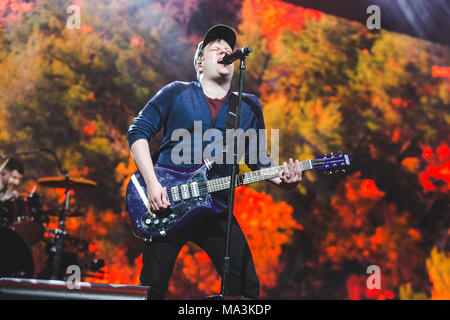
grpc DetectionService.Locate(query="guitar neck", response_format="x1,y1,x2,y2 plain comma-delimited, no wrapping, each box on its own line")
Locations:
206,159,314,193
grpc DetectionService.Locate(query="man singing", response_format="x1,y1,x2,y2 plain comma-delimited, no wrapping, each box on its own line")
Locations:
127,25,302,299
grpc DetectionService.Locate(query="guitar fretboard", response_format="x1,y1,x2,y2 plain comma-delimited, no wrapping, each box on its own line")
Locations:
205,160,313,193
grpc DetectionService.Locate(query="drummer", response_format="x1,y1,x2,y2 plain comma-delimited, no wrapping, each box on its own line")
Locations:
0,158,24,202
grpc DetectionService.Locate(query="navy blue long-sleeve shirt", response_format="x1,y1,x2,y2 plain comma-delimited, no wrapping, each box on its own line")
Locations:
127,80,274,209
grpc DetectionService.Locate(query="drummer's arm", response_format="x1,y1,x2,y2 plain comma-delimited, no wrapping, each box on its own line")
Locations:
0,174,18,201
0,171,5,197
0,188,15,201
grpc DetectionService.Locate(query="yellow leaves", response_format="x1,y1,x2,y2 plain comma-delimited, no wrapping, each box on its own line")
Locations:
426,247,450,300
241,0,321,54
263,96,343,158
81,136,112,155
398,282,428,300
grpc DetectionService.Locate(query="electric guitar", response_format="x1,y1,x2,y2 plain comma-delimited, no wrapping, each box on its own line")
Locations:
125,152,351,239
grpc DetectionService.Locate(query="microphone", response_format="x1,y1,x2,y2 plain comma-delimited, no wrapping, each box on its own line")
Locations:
218,47,253,65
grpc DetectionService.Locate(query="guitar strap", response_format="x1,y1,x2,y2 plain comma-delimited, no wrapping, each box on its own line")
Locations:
225,92,238,129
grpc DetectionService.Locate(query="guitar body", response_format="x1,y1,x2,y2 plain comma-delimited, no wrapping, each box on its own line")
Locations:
126,162,220,239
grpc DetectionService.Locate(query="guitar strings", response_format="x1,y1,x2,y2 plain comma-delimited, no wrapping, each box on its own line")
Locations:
157,160,317,204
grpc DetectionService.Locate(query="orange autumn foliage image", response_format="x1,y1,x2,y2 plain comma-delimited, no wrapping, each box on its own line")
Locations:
0,0,448,300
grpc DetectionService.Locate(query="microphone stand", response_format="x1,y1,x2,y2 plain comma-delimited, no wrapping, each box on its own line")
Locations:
39,149,69,280
206,51,250,300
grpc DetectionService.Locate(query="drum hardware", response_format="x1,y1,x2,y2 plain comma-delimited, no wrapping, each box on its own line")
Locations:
42,209,85,218
82,259,106,280
1,150,102,283
45,227,89,250
36,176,98,190
0,193,46,245
0,158,10,171
37,174,97,280
39,230,104,281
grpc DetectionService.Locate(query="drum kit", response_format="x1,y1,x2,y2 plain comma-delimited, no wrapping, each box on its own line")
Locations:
0,166,105,281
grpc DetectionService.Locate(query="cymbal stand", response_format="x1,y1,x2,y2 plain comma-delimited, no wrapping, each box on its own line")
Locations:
50,177,71,280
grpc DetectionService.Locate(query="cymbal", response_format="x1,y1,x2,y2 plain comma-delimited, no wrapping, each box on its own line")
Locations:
37,176,98,190
43,209,85,217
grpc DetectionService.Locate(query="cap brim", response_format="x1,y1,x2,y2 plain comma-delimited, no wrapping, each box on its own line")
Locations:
201,24,236,52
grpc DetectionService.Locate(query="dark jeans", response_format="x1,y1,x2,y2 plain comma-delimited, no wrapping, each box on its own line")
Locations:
140,212,260,299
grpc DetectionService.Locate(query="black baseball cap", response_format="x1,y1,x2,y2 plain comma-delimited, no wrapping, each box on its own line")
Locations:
193,24,236,70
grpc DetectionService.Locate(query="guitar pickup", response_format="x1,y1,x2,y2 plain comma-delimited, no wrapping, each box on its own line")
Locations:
190,182,200,198
180,184,190,200
171,186,181,202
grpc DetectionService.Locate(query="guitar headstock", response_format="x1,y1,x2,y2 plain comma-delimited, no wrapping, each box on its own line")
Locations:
312,151,352,175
